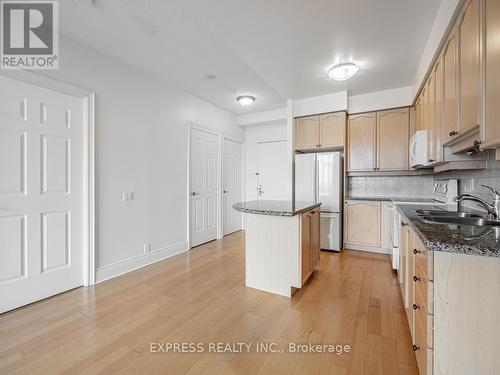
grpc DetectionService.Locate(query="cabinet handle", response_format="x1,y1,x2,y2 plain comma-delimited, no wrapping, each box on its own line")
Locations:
413,344,421,352
449,130,458,137
413,303,421,310
413,276,421,282
310,211,316,214
473,140,481,147
413,248,422,255
401,222,408,227
428,159,435,163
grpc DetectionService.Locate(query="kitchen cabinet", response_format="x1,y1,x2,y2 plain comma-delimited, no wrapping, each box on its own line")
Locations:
428,72,437,164
348,109,409,172
295,112,345,150
442,31,458,145
344,200,381,248
319,112,345,148
301,207,320,284
295,116,319,149
347,113,376,171
434,56,444,164
482,0,500,149
377,108,410,170
458,0,480,136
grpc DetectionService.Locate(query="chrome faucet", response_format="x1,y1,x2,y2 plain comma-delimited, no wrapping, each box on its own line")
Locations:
454,185,500,220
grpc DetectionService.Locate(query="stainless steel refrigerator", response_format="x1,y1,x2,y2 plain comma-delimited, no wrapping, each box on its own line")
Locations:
294,152,343,251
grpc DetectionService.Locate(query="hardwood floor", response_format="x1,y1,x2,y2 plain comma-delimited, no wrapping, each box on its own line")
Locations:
0,231,418,375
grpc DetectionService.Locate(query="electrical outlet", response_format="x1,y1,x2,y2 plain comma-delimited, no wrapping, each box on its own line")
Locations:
143,242,151,253
122,192,135,202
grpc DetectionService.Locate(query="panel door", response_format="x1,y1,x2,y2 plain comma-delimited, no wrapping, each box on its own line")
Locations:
319,112,344,147
310,209,320,269
435,56,445,163
345,200,381,247
483,0,500,148
443,32,459,144
301,212,311,283
295,116,319,149
428,72,437,164
458,0,480,135
190,128,218,247
347,113,376,171
377,108,409,171
222,138,242,236
0,76,84,314
257,141,289,200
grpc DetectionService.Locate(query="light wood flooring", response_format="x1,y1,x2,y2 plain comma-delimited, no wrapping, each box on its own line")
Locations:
0,231,418,375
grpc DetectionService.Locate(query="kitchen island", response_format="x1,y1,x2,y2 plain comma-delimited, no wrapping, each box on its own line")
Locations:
233,200,321,297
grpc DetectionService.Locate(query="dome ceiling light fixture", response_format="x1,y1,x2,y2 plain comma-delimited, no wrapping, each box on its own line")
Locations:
328,62,360,81
237,95,255,106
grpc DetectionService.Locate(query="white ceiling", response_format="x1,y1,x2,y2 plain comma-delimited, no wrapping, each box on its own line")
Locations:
59,0,442,115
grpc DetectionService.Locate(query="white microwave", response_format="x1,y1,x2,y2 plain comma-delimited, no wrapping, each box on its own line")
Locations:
410,130,430,168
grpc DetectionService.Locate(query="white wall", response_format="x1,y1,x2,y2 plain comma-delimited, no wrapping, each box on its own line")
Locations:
347,86,414,113
293,91,348,117
38,36,242,280
413,0,462,97
244,122,291,201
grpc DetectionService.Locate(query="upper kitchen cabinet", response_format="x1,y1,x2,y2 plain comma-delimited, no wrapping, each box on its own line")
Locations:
458,0,481,136
442,31,458,145
434,55,444,164
295,112,346,151
348,109,409,172
295,116,319,149
482,0,500,149
377,108,410,170
319,112,345,148
347,113,376,171
427,71,438,164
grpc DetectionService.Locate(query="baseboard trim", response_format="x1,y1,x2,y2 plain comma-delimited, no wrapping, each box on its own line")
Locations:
95,240,189,283
344,243,391,255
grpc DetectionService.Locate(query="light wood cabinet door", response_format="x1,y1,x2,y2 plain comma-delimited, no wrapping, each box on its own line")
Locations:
483,0,500,148
310,209,320,269
345,200,381,247
435,56,444,163
458,0,480,135
296,116,319,149
377,108,409,170
319,112,344,147
421,84,430,131
428,72,437,164
347,113,376,171
443,31,459,144
301,212,312,284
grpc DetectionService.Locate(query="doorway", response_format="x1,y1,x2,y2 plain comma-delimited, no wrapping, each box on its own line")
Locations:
256,140,289,200
0,75,91,314
222,138,243,235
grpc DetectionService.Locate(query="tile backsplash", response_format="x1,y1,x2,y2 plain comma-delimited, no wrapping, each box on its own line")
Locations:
437,150,500,207
347,151,500,208
347,175,435,198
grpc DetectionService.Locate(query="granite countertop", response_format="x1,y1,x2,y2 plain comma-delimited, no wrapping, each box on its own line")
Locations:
346,196,440,204
232,200,321,217
395,204,500,258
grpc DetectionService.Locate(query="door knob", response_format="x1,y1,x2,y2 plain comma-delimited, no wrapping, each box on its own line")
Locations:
191,192,199,196
223,190,229,194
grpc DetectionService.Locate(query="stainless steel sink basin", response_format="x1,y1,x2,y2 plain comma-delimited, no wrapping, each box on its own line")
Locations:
415,210,484,218
418,215,500,227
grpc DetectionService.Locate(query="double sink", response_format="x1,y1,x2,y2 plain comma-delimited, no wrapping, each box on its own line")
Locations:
416,210,500,227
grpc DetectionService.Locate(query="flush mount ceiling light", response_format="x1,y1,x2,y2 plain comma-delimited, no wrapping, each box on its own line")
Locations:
328,62,360,81
237,95,255,106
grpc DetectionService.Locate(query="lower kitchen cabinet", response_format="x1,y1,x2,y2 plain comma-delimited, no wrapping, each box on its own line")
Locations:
397,209,500,375
344,200,381,249
301,208,320,284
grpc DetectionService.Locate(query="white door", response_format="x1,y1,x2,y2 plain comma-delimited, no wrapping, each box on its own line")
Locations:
0,75,85,314
222,138,242,235
190,128,218,247
257,141,289,200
